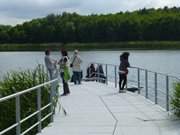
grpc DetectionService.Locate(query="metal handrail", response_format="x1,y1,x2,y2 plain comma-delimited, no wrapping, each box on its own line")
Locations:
89,62,180,112
91,62,180,80
0,78,59,135
0,79,58,103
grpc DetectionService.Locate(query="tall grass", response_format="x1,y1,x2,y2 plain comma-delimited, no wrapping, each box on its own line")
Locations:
171,82,180,118
0,65,51,135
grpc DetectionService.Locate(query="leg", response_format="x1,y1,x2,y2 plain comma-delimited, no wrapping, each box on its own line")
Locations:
73,71,77,84
70,74,74,82
60,72,66,95
64,81,70,94
53,69,58,79
48,69,53,80
119,74,123,90
80,71,83,81
77,72,81,84
122,75,127,90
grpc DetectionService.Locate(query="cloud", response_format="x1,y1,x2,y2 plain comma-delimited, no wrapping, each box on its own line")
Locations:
0,0,179,25
0,0,82,18
146,0,180,8
0,14,30,26
79,0,180,14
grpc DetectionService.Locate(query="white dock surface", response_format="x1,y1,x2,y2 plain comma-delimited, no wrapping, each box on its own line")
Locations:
38,82,180,135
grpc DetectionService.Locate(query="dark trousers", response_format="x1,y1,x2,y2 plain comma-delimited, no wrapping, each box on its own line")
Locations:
73,71,81,84
119,73,127,90
60,72,70,94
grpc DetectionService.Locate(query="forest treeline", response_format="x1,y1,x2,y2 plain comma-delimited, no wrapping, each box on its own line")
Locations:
1,7,180,43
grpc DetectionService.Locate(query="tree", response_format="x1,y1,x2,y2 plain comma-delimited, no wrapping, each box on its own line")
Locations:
1,7,180,43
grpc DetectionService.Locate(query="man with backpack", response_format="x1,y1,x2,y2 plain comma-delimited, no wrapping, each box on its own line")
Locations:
70,50,82,85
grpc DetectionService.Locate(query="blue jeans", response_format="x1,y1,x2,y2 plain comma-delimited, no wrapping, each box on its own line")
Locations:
73,71,82,84
48,69,54,80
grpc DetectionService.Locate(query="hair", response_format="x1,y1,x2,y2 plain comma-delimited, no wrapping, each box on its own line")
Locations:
90,64,94,67
120,52,130,60
61,49,68,57
45,50,50,55
74,49,78,54
64,57,68,63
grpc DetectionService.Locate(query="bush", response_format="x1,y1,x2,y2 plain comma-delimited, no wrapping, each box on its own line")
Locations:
0,65,51,135
171,82,180,117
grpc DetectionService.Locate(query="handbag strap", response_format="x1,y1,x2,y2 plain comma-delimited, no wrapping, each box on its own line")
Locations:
71,56,77,65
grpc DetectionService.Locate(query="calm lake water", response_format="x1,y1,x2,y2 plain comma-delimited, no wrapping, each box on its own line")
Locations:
0,50,180,78
0,50,179,109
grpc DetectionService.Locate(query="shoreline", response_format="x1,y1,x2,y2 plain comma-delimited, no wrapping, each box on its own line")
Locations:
0,41,180,51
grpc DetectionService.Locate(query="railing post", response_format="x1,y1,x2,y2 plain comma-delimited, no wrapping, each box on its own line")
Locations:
16,95,21,135
105,64,108,85
126,71,128,89
145,70,148,98
37,88,42,133
98,64,100,82
154,73,158,104
137,68,140,94
88,63,90,78
166,76,169,111
50,82,54,122
115,66,117,88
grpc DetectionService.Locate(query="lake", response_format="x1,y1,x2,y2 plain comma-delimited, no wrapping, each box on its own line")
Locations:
0,50,179,109
0,50,180,78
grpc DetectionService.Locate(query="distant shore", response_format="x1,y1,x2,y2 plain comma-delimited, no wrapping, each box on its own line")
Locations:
1,41,180,51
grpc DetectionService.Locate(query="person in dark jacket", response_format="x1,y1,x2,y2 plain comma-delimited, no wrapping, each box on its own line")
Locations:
86,64,96,79
119,52,130,92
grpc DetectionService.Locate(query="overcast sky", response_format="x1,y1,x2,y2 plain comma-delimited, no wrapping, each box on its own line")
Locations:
0,0,180,26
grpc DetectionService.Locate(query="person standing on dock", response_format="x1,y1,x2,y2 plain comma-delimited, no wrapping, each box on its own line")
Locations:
58,49,70,96
44,50,57,80
119,52,130,93
70,49,82,84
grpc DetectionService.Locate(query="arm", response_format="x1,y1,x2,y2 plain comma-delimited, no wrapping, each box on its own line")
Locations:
127,62,130,68
79,56,82,63
48,56,57,65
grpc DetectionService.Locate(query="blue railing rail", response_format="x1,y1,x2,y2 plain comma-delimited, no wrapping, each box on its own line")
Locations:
0,78,58,135
88,62,180,112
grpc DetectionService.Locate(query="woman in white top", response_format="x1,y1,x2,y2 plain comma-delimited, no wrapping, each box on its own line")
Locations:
58,49,70,96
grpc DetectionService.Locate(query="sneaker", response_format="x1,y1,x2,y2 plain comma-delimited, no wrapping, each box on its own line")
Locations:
119,90,126,93
60,93,66,96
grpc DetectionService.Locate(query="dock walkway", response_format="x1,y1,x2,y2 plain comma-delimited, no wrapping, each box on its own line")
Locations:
38,82,180,135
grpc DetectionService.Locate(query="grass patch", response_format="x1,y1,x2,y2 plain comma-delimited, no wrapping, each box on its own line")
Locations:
171,82,180,118
0,65,51,135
